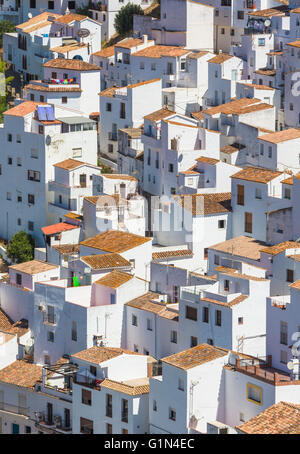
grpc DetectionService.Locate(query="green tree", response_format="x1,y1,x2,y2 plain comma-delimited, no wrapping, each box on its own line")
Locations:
114,3,143,36
0,58,13,123
7,231,35,264
0,20,16,47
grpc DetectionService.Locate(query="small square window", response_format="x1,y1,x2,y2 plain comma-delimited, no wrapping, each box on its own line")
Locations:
48,331,54,342
238,317,243,325
218,220,225,229
132,314,137,326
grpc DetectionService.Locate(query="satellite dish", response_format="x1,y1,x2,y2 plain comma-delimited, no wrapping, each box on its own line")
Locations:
264,19,271,27
46,135,51,146
287,360,299,370
77,29,90,39
28,12,32,19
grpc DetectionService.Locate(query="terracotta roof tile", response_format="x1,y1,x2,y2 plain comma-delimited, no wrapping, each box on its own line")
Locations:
81,253,131,270
238,82,275,91
103,173,137,181
0,359,42,388
52,244,80,254
173,193,231,216
162,344,228,370
100,378,149,395
248,5,289,17
54,13,88,24
144,107,175,121
16,12,61,32
9,260,58,275
99,86,118,97
127,78,161,89
92,46,115,58
50,42,88,54
215,266,268,281
208,54,233,64
254,68,276,76
94,270,134,288
210,235,266,260
152,249,193,260
44,59,101,71
132,45,189,59
80,230,151,253
260,241,300,256
72,346,140,364
259,128,300,144
221,144,242,154
201,294,248,308
188,51,209,59
203,98,272,116
196,156,219,165
125,292,179,321
3,100,45,117
237,402,300,434
41,222,79,235
64,212,83,221
230,166,282,184
25,83,82,93
53,158,86,170
281,176,293,185
116,38,144,49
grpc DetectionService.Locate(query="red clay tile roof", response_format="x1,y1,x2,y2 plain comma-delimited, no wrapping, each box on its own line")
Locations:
3,101,45,117
201,294,248,308
259,128,300,144
25,83,82,93
162,344,228,370
237,402,300,434
41,222,79,235
72,346,140,364
132,45,189,59
94,270,134,288
260,241,300,256
209,235,266,260
203,98,273,116
196,156,220,165
9,260,58,275
208,54,233,64
254,68,276,76
127,78,161,89
81,253,131,270
230,166,282,184
125,292,179,320
115,38,144,48
52,244,80,254
100,378,149,395
80,230,151,253
248,5,289,17
152,249,193,260
54,13,88,24
238,82,275,91
92,46,115,58
144,107,175,121
0,359,42,388
174,193,231,215
53,158,87,170
44,59,101,71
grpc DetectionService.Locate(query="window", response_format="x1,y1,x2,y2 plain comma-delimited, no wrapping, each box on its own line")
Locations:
106,423,112,434
147,318,153,331
90,366,97,377
62,97,67,104
214,255,219,265
28,194,35,205
8,157,12,165
190,336,198,347
80,418,93,434
202,306,209,323
245,212,252,233
218,219,226,229
44,355,51,365
132,314,137,326
82,389,92,406
30,94,35,101
255,188,262,199
284,188,291,199
178,378,184,391
268,146,272,158
170,330,177,343
30,0,36,8
185,306,197,321
121,399,128,423
237,184,244,205
134,344,139,352
280,350,288,364
27,170,40,182
247,383,262,405
280,321,288,345
110,294,116,305
47,331,54,342
25,426,31,434
230,29,235,36
238,317,244,325
207,338,214,345
290,103,294,111
151,63,156,71
106,103,112,112
168,163,174,173
106,394,112,417
169,408,176,421
31,148,38,159
6,192,11,200
215,9,219,16
16,273,22,286
215,310,222,326
258,38,265,46
286,269,294,283
153,400,157,411
120,103,126,119
140,62,145,70
17,218,21,226
48,1,54,9
221,28,225,35
71,321,77,341
72,148,82,158
39,125,44,135
108,144,113,154
28,221,34,231
260,144,264,155
237,11,244,19
16,134,21,144
224,279,230,291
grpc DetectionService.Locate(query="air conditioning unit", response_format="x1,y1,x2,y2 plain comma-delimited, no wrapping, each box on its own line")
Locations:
207,421,230,434
38,303,46,312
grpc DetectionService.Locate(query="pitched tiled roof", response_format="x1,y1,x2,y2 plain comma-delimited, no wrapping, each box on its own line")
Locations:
54,13,88,24
92,45,115,57
221,145,241,154
80,230,151,253
281,176,293,185
201,294,248,308
50,42,88,54
196,156,219,165
94,270,134,288
83,194,126,207
116,38,144,48
99,86,118,97
25,83,82,93
100,378,149,395
287,40,300,48
162,344,228,370
188,51,209,59
0,309,29,339
132,45,189,58
3,101,43,117
9,260,58,275
81,253,131,270
208,54,233,64
209,235,266,260
16,12,61,33
260,241,300,256
144,107,175,121
215,266,268,281
230,166,282,183
237,402,300,434
248,5,289,17
64,212,83,221
103,173,137,181
41,222,79,235
127,78,161,89
254,68,276,76
52,244,80,254
72,346,140,364
53,158,85,170
125,292,179,321
44,59,101,71
203,98,272,116
152,249,193,260
259,128,300,144
0,360,42,388
174,193,231,216
238,82,274,91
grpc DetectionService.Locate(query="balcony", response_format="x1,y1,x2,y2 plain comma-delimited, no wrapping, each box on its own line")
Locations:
235,357,294,385
0,402,29,417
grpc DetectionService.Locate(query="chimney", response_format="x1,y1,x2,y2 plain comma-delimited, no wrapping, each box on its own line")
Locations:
143,34,148,44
